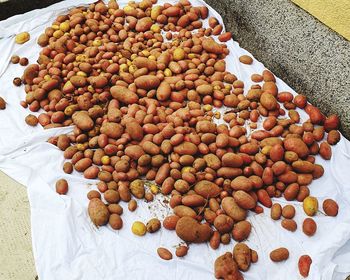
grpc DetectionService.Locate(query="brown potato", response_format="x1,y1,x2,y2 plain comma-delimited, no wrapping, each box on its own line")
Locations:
302,218,317,236
270,203,282,220
233,243,251,271
270,248,289,262
323,199,339,216
88,198,109,226
214,214,234,234
157,247,173,260
56,178,68,194
214,252,243,280
109,214,123,230
221,197,247,222
175,216,212,243
146,218,161,233
232,221,251,241
239,55,253,65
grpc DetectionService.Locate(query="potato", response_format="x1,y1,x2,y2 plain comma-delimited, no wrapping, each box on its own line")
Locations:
196,84,214,95
135,75,160,90
25,114,39,126
175,246,188,258
135,17,153,32
214,214,234,233
233,243,251,271
88,198,109,226
100,122,123,139
110,86,138,104
63,162,73,174
174,141,198,155
269,144,284,162
217,167,242,179
129,179,145,199
221,197,247,222
303,196,318,216
270,248,289,262
283,183,299,201
292,160,314,173
284,138,309,158
157,247,173,261
260,92,277,110
319,141,332,160
125,145,145,160
194,180,221,198
271,203,282,220
57,135,70,151
55,178,68,194
282,205,295,219
156,81,171,101
221,153,243,167
128,199,137,212
0,97,6,110
257,189,272,208
104,189,120,204
323,199,339,216
298,255,312,277
74,158,92,172
155,163,170,185
109,214,123,230
108,204,123,215
233,190,256,209
72,111,94,131
132,221,147,236
175,216,212,243
324,114,340,131
15,32,30,44
307,105,325,125
23,64,39,85
251,250,258,263
214,252,243,280
118,184,131,202
231,176,253,192
302,218,317,236
203,154,221,170
239,55,253,65
202,38,223,54
163,215,180,230
173,205,196,218
232,221,251,242
327,130,340,145
146,218,161,233
281,219,297,232
182,194,205,207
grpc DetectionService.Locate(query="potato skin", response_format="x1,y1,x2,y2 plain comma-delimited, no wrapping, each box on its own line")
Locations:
222,197,247,222
284,138,309,158
298,255,312,277
232,221,251,241
72,111,94,131
56,179,68,194
233,243,251,271
88,198,109,226
322,199,338,216
110,86,138,104
214,252,243,280
214,214,234,234
157,247,173,260
194,180,221,198
270,247,289,262
175,216,212,243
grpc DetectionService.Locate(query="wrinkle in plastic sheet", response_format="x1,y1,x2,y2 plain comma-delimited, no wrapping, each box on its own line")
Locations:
0,0,350,279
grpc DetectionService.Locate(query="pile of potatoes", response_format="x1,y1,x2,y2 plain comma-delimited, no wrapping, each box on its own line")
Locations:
16,0,341,278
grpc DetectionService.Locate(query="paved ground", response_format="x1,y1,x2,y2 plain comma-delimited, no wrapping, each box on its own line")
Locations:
0,171,37,280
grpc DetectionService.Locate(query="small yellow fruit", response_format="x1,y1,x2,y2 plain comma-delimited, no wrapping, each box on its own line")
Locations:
173,48,186,61
59,22,70,32
261,145,272,155
101,156,110,165
150,184,159,195
164,68,172,77
132,221,147,236
303,196,319,216
150,24,161,33
181,166,192,173
92,40,102,47
214,111,221,119
53,30,64,39
203,104,212,112
151,6,162,20
15,32,30,44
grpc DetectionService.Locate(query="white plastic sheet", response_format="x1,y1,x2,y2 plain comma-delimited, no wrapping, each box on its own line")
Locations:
0,1,350,279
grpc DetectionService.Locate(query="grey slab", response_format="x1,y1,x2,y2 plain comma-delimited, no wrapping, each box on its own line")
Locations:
206,0,350,139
